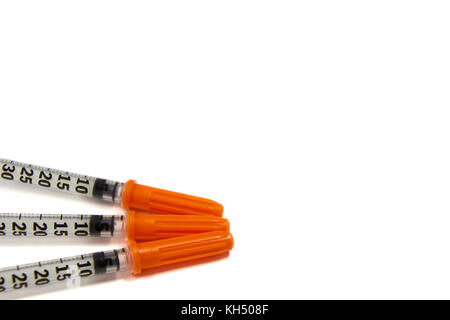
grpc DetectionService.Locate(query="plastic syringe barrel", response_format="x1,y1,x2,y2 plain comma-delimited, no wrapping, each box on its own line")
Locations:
0,248,130,295
0,159,224,216
0,212,229,240
0,232,233,296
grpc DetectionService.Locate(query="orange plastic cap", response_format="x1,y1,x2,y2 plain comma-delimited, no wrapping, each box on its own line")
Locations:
128,231,234,274
122,180,223,216
127,211,230,241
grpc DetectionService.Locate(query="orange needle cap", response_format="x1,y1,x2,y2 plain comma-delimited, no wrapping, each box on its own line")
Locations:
129,231,234,274
127,211,230,241
122,180,224,216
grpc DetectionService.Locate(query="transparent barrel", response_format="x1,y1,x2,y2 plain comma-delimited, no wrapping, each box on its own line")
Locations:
0,159,124,204
0,248,131,294
0,213,126,238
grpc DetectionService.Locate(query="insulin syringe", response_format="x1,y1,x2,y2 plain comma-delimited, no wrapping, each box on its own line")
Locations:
0,231,233,295
0,159,223,216
0,211,229,240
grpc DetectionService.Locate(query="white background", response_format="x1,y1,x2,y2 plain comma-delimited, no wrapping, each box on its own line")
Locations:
0,0,450,299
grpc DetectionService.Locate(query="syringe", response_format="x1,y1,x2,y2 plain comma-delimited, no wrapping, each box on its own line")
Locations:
0,231,233,295
0,211,229,240
0,159,223,216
